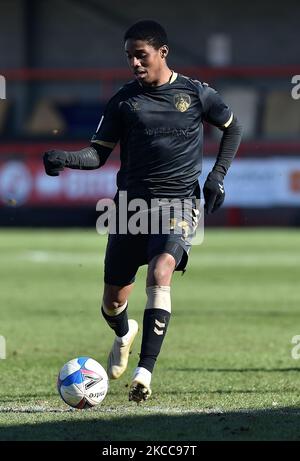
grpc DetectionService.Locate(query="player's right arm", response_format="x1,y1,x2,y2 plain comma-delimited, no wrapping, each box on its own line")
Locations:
43,94,121,176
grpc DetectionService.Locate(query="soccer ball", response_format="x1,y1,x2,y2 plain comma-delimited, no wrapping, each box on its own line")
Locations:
57,357,108,409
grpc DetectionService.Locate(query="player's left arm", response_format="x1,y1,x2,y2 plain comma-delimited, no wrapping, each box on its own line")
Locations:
201,87,243,213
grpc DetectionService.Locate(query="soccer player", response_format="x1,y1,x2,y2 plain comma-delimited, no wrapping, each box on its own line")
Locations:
43,20,242,403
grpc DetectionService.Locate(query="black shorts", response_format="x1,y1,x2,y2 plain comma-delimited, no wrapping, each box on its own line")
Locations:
103,197,199,286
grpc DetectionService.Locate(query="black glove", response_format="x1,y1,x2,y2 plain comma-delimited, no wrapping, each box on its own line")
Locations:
203,171,225,214
43,150,68,176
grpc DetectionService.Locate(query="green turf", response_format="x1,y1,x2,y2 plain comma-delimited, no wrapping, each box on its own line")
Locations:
0,228,300,440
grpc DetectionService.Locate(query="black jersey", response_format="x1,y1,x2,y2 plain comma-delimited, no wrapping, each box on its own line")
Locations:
91,73,232,199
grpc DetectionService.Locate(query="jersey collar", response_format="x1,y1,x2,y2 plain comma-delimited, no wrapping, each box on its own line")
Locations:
137,71,178,89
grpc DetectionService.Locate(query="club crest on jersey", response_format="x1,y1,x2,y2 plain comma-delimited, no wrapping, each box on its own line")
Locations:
174,93,191,112
130,101,140,111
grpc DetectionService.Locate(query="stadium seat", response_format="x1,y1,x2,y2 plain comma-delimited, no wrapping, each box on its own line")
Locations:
263,90,300,138
23,99,106,137
24,100,67,136
0,100,10,135
209,87,258,140
55,101,106,136
222,87,258,139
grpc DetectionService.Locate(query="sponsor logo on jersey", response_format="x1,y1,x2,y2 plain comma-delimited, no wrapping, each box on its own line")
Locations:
144,127,191,137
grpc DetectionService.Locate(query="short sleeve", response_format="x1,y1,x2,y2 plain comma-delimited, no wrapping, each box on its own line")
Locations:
200,85,232,128
91,95,121,149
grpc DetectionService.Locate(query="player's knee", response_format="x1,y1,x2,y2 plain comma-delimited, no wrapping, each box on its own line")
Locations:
102,291,128,313
152,267,169,284
150,254,176,285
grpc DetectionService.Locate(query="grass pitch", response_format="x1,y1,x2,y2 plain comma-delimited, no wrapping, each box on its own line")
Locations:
0,228,300,441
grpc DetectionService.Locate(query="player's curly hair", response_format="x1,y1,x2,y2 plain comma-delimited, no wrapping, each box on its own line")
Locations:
124,20,168,49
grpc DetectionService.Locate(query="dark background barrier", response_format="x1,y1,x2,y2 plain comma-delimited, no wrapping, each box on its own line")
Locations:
1,0,300,226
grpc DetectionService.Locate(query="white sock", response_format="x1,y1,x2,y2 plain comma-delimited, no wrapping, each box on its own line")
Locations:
145,285,171,313
116,325,132,344
133,366,152,386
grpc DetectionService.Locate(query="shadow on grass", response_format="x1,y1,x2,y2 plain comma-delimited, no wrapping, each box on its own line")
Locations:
0,407,300,441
